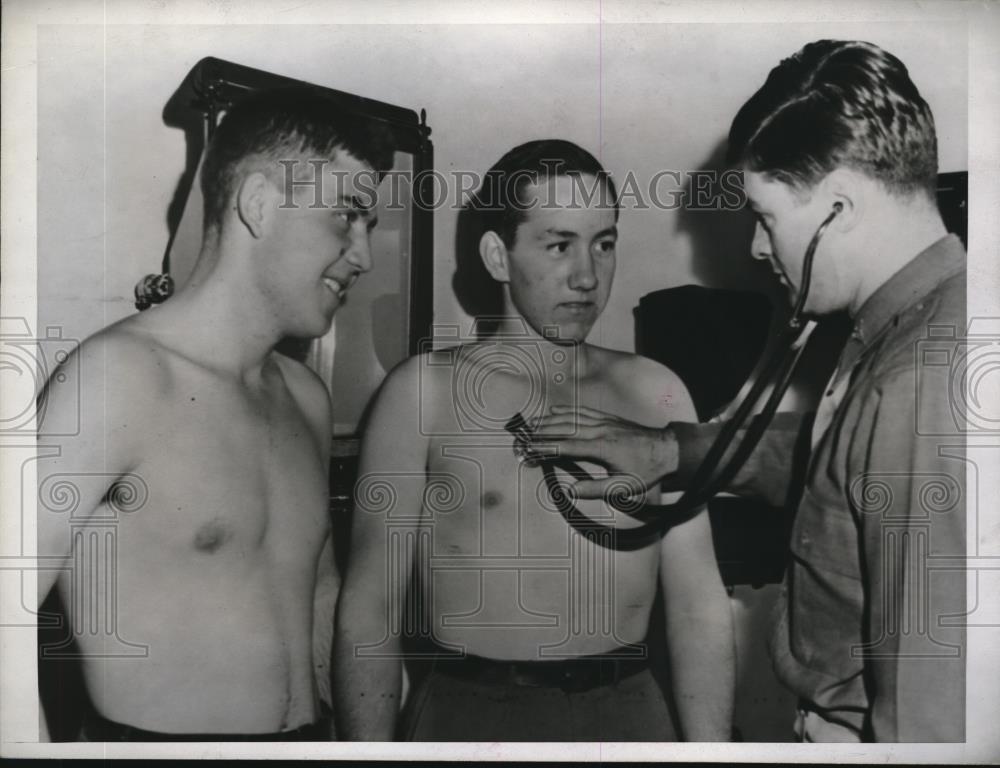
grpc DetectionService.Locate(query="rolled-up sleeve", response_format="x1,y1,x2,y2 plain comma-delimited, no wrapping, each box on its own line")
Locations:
668,411,813,508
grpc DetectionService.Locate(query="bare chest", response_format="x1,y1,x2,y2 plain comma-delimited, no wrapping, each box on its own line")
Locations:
115,382,329,560
424,435,630,558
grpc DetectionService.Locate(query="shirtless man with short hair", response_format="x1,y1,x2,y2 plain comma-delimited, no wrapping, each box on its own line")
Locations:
333,140,734,741
36,87,392,740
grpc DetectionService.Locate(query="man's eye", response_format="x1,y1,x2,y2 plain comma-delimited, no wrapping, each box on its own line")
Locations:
334,209,360,226
595,240,617,254
547,242,570,254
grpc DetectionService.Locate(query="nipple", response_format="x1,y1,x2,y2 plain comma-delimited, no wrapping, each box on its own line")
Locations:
193,517,232,553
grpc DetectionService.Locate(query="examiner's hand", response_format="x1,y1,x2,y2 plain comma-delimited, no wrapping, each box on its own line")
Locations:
526,405,679,499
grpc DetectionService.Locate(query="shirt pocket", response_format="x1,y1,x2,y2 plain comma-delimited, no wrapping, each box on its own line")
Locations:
790,481,860,579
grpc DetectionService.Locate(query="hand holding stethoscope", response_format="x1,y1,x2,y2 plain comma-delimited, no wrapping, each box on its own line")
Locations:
517,405,674,499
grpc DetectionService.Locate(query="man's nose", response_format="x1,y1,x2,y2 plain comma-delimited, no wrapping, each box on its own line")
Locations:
750,221,772,262
345,224,373,274
568,250,598,291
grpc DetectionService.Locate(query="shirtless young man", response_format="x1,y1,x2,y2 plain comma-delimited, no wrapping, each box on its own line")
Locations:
333,140,734,741
36,87,391,740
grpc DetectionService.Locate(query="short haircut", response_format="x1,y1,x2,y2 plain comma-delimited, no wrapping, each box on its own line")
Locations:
471,139,619,248
200,86,395,233
727,40,938,198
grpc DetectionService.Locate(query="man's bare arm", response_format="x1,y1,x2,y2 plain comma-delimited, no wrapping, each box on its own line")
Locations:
332,356,429,740
625,362,734,741
659,504,735,741
35,331,147,739
313,536,338,717
280,356,339,726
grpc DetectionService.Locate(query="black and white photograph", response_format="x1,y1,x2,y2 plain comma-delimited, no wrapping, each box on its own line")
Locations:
1,0,998,761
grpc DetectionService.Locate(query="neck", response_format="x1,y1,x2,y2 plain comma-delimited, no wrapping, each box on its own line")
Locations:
164,236,286,376
846,195,948,316
492,311,595,378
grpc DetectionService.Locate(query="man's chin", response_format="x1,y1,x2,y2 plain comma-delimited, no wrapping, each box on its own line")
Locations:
321,302,341,327
293,313,336,342
780,283,804,307
552,334,586,346
317,316,336,337
550,324,591,346
514,314,593,345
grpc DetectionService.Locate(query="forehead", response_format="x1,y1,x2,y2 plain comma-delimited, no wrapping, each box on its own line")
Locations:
516,174,616,234
281,150,376,208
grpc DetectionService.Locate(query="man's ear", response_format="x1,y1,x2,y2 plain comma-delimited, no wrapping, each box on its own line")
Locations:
822,168,865,233
235,171,272,239
479,231,510,282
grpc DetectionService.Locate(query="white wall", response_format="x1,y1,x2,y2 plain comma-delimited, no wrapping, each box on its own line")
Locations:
38,22,967,349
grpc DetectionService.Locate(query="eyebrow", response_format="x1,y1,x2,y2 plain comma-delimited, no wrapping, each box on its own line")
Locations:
353,195,376,214
539,226,618,240
333,194,375,214
540,228,579,240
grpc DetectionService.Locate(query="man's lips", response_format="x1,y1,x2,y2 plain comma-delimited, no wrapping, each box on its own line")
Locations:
558,301,596,312
768,264,793,289
322,276,349,299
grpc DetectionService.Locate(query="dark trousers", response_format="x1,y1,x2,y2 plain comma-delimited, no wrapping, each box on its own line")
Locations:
401,666,677,741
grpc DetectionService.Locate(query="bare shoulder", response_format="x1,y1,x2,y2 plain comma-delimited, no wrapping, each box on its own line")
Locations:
365,343,474,440
379,343,465,398
587,345,696,424
37,315,192,473
62,315,185,403
357,350,443,474
272,351,332,440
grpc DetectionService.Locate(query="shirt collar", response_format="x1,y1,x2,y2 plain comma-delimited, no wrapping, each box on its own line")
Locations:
839,234,966,375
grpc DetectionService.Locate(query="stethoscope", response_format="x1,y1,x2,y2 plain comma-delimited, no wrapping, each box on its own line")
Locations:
505,202,844,551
